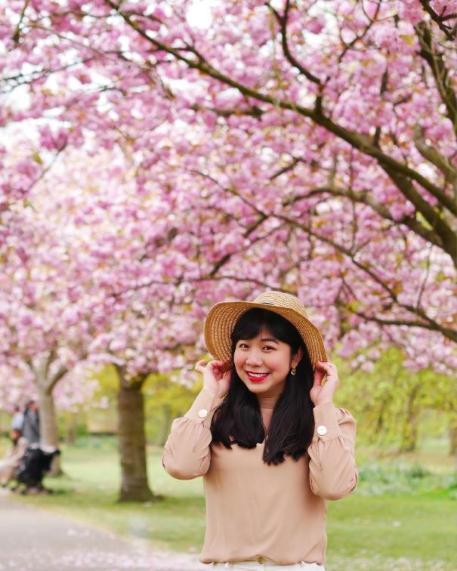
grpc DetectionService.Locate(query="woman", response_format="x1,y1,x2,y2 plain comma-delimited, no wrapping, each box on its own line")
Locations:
162,291,358,570
0,429,28,487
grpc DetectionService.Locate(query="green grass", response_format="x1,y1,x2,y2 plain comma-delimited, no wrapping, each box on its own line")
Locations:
5,436,457,571
326,494,457,569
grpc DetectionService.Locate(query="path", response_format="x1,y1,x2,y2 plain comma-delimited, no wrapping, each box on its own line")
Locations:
0,490,208,570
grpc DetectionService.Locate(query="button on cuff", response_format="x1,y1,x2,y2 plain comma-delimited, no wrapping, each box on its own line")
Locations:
313,402,340,437
317,425,328,436
184,389,223,421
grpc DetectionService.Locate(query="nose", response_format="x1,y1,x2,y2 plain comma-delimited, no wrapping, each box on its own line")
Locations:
245,348,263,367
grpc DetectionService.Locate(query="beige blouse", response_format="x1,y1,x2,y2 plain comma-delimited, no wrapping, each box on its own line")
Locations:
162,389,358,566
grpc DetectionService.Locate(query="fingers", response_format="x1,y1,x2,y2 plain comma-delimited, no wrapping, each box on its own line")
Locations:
219,361,233,374
195,359,208,373
315,361,336,372
315,362,337,378
195,359,224,373
314,361,338,385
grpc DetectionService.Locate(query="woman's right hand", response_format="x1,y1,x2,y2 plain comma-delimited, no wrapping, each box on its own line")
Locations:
195,359,231,398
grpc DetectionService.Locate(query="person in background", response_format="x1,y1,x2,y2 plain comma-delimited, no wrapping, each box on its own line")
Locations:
22,400,40,445
11,404,24,432
0,429,28,487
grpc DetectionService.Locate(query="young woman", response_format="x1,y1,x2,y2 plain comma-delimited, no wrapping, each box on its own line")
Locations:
162,291,358,570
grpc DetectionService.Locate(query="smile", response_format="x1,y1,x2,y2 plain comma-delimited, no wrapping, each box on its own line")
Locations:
245,371,269,383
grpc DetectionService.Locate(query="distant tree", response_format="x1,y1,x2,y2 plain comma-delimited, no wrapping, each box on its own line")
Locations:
336,348,457,453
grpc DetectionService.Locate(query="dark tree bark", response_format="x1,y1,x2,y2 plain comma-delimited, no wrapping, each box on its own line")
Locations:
116,366,155,502
399,385,421,453
449,418,457,457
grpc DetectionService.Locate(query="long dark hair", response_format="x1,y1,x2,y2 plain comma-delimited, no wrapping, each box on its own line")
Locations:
211,308,315,465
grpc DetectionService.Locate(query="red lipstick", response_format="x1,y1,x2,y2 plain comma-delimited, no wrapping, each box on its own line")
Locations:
246,372,269,383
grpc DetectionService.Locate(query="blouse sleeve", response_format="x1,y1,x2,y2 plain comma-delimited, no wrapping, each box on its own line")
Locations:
307,402,358,500
161,388,223,480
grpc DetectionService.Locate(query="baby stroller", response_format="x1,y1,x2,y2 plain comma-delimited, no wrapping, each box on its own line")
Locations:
14,445,60,494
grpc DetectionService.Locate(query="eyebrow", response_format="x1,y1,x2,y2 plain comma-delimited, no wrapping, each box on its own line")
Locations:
238,337,279,344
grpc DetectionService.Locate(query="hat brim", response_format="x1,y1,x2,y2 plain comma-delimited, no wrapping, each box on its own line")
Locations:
204,300,327,369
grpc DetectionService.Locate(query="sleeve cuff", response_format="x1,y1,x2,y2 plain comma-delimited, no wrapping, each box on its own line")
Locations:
313,402,341,440
184,389,224,423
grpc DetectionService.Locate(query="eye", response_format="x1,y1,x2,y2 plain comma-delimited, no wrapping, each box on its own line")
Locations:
237,342,249,349
263,345,275,351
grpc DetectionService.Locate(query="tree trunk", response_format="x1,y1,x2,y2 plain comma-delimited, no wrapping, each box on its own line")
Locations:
37,385,62,475
449,417,457,457
399,421,418,453
65,413,78,445
117,369,155,502
399,385,420,453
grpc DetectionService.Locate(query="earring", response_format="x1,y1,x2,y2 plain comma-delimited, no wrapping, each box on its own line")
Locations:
290,367,297,376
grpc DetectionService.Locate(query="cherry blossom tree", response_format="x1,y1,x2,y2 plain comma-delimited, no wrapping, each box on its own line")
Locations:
0,144,205,498
0,194,92,471
0,1,456,498
1,141,327,496
1,0,455,371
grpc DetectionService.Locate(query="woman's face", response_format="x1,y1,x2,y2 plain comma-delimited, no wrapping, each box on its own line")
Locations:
234,327,300,398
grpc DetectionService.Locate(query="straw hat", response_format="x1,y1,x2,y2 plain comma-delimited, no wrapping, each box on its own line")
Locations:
204,291,327,369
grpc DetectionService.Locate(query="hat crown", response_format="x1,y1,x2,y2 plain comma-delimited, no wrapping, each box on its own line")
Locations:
253,291,309,318
204,290,327,368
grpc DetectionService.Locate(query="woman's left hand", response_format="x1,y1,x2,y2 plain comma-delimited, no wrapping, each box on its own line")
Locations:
310,361,339,406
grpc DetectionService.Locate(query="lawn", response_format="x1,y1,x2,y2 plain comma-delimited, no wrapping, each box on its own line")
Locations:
3,436,457,571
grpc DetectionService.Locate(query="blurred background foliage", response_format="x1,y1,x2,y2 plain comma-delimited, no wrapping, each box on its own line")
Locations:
1,348,455,456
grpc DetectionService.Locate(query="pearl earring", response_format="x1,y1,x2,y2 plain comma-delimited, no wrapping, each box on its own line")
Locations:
291,367,297,376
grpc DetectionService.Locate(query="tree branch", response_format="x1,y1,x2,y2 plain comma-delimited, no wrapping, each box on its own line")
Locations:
347,308,457,342
413,125,457,204
273,213,457,343
103,1,457,265
419,1,457,41
384,167,456,265
284,185,447,252
12,0,31,44
415,21,457,139
267,0,322,85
